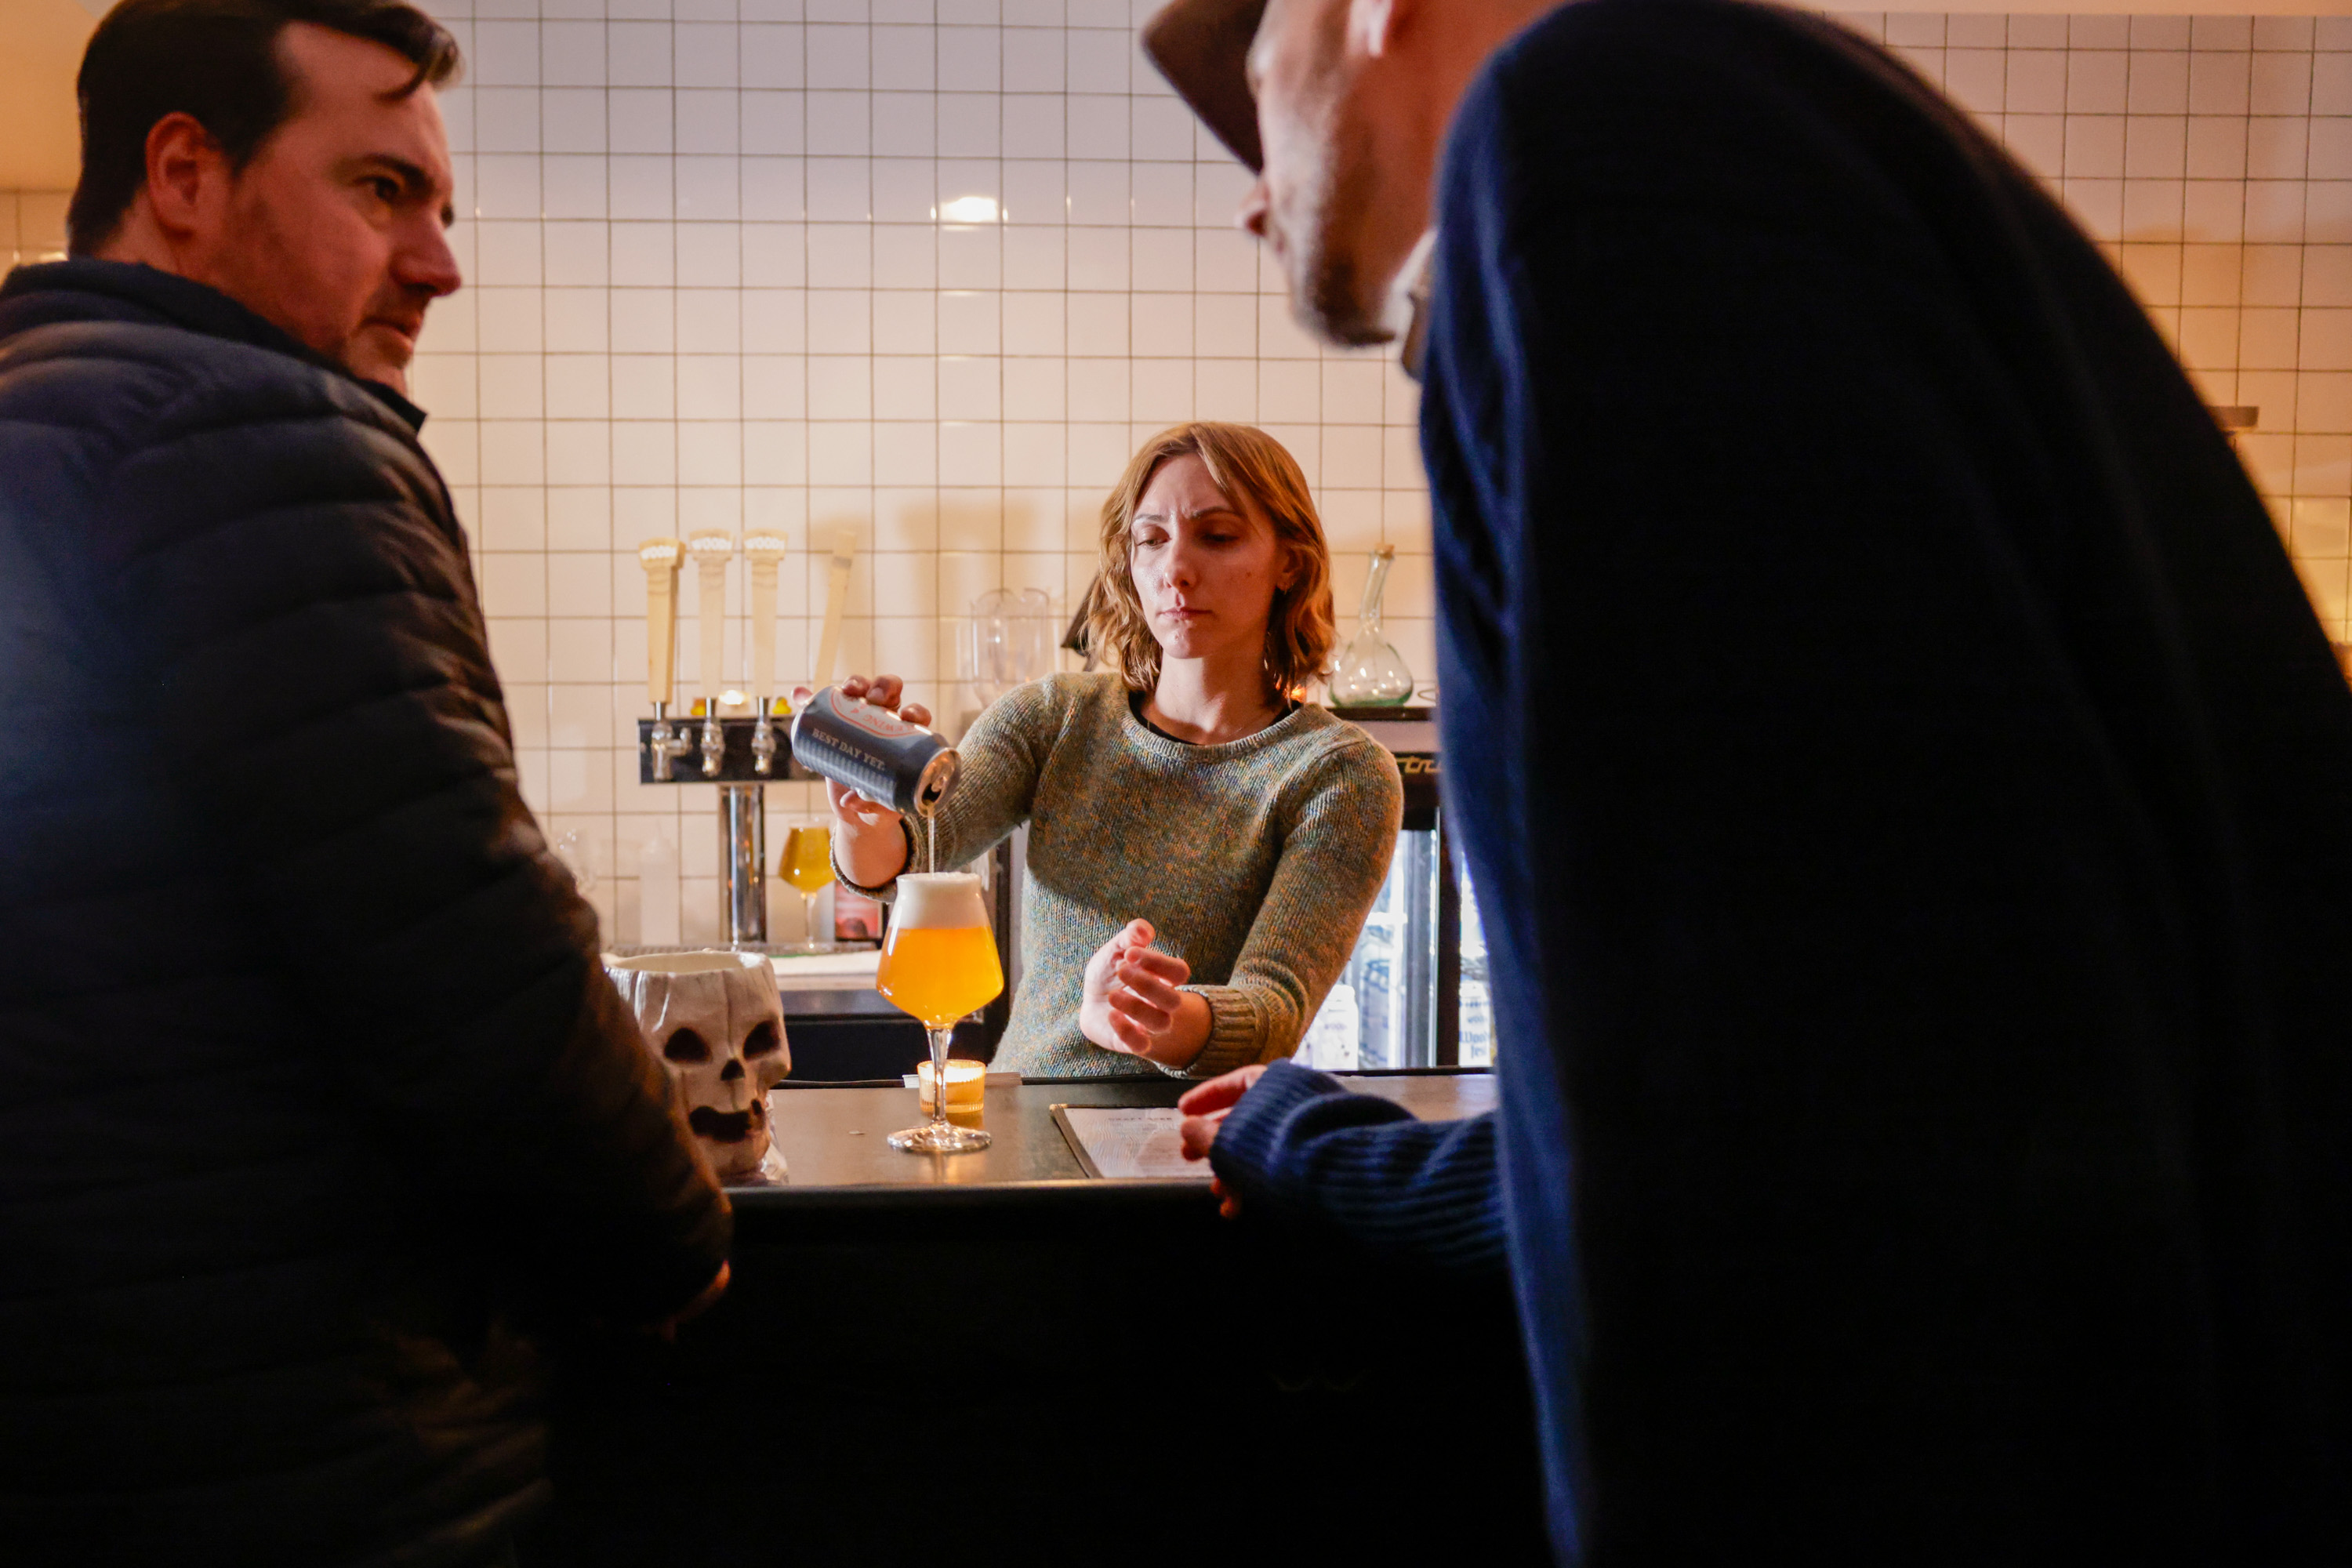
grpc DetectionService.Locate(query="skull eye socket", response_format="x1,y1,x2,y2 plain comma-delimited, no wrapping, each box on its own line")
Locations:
662,1028,712,1064
744,1021,782,1058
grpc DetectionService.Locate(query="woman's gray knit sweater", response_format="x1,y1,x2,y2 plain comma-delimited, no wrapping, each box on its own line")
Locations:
880,673,1403,1079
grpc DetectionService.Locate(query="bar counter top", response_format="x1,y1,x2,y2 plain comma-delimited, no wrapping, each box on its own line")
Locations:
749,1069,1498,1203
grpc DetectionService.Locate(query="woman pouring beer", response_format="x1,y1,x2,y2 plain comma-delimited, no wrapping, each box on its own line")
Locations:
828,422,1403,1078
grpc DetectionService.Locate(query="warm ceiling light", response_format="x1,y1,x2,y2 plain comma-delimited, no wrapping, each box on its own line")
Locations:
938,195,1001,224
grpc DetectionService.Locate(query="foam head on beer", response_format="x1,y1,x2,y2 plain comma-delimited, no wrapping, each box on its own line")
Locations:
877,873,1005,1029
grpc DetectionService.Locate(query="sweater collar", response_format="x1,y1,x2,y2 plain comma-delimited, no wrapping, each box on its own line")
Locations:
0,258,427,431
1116,681,1326,762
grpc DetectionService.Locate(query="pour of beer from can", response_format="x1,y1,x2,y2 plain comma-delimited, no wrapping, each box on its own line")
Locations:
789,685,962,818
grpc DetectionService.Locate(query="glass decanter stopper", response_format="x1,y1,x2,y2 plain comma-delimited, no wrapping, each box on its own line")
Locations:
1328,544,1415,705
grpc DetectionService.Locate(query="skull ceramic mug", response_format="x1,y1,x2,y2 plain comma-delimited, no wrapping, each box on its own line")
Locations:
604,950,791,1180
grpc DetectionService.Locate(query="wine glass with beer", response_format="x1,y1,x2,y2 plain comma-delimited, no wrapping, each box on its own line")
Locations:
877,873,1004,1153
779,815,833,948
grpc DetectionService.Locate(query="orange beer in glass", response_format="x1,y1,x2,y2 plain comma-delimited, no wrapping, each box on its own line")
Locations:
878,873,1003,1152
779,818,833,946
780,822,833,897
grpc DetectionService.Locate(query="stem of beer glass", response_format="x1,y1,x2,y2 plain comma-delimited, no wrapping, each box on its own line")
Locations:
927,1026,952,1132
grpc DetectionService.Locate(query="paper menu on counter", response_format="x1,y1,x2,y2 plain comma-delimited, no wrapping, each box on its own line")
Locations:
1051,1105,1210,1181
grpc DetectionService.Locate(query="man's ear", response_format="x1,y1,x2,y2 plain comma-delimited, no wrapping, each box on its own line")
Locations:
141,112,230,244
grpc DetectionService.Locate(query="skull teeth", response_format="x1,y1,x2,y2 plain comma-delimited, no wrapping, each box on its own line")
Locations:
688,1105,764,1142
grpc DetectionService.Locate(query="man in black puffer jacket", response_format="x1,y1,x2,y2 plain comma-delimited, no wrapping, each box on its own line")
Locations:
0,2,731,1563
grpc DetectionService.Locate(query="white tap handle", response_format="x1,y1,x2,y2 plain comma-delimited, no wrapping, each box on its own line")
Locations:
637,538,684,707
688,530,737,710
743,529,789,702
813,528,858,688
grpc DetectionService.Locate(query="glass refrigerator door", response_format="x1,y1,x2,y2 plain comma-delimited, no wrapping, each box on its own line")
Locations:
1298,820,1490,1070
1457,856,1492,1067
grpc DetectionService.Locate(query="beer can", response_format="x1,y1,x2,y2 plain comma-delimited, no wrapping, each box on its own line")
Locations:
789,685,961,817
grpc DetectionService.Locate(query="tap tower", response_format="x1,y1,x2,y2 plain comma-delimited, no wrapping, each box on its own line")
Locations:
635,530,820,950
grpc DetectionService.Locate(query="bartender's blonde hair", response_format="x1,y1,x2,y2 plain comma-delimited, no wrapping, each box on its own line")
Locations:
1087,423,1336,699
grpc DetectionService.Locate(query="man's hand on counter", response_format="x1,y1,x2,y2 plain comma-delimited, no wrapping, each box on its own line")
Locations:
1178,1063,1269,1218
651,1261,731,1343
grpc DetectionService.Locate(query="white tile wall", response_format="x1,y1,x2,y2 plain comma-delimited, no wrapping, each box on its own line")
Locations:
20,9,2352,946
408,0,1426,944
1,191,69,270
1841,13,2352,641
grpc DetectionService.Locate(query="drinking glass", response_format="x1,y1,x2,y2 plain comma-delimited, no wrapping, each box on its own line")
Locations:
779,815,834,947
877,873,1004,1153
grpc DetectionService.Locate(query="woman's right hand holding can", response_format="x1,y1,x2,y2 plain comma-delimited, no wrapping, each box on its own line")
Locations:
817,673,928,887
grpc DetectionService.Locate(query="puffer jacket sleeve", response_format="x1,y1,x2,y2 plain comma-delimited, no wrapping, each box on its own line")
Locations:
90,368,729,1329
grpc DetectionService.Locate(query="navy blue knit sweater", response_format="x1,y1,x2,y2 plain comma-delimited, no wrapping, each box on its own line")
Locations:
1212,2,2352,1562
1207,1061,1505,1267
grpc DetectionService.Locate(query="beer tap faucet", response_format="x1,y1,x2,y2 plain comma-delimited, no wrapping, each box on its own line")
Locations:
750,711,779,775
648,699,695,773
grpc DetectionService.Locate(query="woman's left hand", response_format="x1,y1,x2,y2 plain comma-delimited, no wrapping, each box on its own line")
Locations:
1080,919,1210,1066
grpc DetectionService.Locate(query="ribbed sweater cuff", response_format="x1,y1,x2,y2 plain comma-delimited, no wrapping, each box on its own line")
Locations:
1174,984,1263,1079
1211,1060,1404,1185
1209,1060,1508,1270
832,816,917,900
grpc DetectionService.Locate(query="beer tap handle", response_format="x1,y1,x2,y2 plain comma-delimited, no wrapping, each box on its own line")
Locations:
813,528,857,689
688,531,738,778
744,528,787,706
744,529,789,775
637,538,684,710
638,539,688,774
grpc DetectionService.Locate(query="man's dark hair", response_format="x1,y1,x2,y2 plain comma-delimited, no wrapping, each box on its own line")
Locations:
67,0,462,253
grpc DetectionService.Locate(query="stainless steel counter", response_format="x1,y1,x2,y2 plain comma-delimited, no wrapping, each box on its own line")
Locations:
746,1069,1498,1200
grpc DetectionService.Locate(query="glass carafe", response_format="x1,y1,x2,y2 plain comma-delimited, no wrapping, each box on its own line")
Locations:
961,586,1057,707
1329,545,1415,705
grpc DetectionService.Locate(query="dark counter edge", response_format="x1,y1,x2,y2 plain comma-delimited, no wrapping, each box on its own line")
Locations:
724,1177,1214,1214
768,1067,1493,1087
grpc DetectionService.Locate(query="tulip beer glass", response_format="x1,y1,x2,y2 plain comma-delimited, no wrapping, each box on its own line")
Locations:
877,873,1003,1152
779,817,833,944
